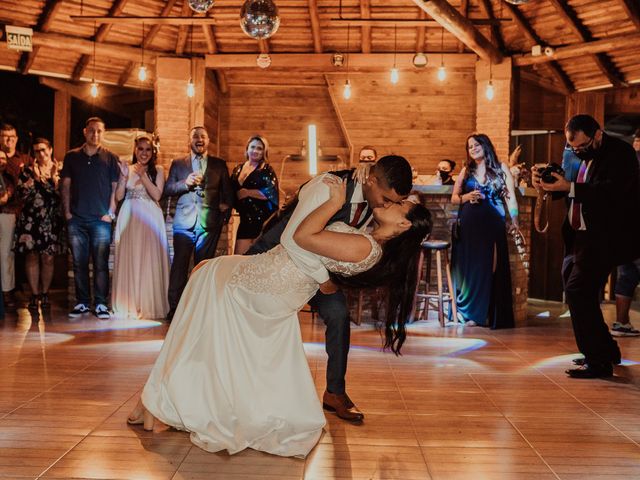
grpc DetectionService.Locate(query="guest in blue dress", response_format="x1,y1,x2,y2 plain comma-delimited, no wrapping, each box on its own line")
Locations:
450,134,519,328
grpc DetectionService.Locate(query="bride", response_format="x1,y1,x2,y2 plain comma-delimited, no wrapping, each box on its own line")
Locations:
127,173,431,458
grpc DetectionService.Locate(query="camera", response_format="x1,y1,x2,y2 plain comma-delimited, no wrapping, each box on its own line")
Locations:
537,162,564,183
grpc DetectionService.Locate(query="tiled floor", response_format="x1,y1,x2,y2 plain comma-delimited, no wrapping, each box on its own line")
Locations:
0,297,639,479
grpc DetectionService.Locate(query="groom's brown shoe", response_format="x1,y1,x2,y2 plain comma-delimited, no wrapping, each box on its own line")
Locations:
322,391,364,423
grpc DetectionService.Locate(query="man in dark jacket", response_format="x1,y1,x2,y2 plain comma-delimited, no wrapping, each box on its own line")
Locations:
534,114,640,378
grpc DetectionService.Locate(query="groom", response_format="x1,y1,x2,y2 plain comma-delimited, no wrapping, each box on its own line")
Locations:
247,155,413,422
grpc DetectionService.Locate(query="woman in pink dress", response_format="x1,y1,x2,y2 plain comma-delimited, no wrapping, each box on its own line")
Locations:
112,135,169,319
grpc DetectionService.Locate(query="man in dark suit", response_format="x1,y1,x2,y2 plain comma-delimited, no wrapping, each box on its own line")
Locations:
534,114,640,378
164,126,234,321
248,155,413,422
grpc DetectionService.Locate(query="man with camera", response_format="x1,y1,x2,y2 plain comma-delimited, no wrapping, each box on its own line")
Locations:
532,114,640,379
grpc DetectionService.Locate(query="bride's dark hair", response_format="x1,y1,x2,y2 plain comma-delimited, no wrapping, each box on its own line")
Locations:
331,203,432,354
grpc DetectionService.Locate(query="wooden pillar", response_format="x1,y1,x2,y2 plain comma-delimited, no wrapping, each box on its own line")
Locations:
53,90,71,159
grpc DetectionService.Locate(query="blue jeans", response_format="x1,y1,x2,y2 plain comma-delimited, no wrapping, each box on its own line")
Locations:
68,218,112,306
615,258,640,298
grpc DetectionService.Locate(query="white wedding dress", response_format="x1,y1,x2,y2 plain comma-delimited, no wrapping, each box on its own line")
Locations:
141,222,382,458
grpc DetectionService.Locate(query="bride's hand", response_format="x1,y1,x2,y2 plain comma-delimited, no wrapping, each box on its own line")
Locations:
351,163,370,184
323,175,347,208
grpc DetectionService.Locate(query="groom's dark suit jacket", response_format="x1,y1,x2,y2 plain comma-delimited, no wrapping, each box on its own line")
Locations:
248,169,366,255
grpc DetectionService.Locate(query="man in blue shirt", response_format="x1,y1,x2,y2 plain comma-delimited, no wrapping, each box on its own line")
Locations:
60,117,120,320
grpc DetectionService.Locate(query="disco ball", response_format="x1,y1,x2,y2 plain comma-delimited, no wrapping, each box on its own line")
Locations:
240,0,280,40
188,0,215,14
505,0,530,4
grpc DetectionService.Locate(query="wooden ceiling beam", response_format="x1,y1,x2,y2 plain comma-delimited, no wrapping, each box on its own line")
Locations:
478,0,505,52
18,0,65,74
308,0,323,53
360,0,371,53
513,32,640,66
416,8,426,53
32,31,159,64
71,16,216,25
206,53,476,70
118,0,178,86
175,1,193,56
202,24,218,55
410,0,502,64
72,0,129,81
117,62,136,86
618,0,640,31
502,2,573,93
546,0,624,87
40,77,138,116
457,0,469,53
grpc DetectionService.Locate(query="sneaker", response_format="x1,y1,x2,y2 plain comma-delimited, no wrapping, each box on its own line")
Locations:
94,304,111,320
69,303,90,318
611,322,640,337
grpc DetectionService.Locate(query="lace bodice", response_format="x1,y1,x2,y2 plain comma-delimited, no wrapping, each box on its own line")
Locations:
229,222,381,297
229,245,319,296
319,222,382,276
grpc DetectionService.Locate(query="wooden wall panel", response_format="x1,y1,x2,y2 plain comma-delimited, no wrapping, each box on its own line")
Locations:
219,85,349,198
515,79,567,131
566,91,605,126
218,68,477,197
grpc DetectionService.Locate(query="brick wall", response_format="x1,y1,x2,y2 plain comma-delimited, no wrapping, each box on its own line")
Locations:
476,59,512,162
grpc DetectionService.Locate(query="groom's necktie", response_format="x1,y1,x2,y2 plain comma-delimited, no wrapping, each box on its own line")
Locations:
349,202,367,227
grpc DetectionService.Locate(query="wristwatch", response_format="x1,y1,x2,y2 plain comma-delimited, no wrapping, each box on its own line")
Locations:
108,211,116,221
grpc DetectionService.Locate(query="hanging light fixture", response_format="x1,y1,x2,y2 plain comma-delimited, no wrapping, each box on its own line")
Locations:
390,24,399,84
90,21,99,98
138,23,147,82
437,27,446,82
505,0,530,4
343,24,351,100
485,61,495,100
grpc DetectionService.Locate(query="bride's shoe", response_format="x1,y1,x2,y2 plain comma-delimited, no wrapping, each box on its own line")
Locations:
127,400,155,431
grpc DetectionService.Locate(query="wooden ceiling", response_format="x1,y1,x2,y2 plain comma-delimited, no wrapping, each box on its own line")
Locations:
0,0,639,94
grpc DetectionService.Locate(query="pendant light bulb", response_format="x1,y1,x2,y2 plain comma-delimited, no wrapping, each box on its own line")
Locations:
437,64,446,82
343,79,352,100
187,79,195,98
485,81,495,101
90,82,99,98
138,65,147,82
390,67,399,85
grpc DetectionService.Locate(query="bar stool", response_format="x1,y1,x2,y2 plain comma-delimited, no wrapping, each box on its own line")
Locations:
414,240,458,327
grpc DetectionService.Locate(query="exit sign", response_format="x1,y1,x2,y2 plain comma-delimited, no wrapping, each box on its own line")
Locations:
5,25,33,52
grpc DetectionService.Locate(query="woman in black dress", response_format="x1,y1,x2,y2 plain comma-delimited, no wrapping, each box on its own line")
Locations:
230,135,279,254
14,138,63,310
450,134,518,328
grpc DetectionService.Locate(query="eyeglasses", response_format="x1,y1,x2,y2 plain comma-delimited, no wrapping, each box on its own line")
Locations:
569,136,594,153
33,148,48,154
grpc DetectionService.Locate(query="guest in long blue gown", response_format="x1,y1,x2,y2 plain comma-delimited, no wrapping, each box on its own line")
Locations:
450,133,519,329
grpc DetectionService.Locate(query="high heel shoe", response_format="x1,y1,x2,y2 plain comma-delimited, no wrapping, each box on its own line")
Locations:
127,400,155,431
40,293,51,310
27,294,40,311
